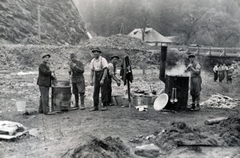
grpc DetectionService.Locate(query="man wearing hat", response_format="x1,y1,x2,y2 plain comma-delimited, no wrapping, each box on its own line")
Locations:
89,47,109,111
37,53,56,115
107,55,121,106
69,53,85,110
185,53,202,111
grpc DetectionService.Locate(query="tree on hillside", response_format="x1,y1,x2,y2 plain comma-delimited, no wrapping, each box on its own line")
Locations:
200,0,240,46
137,7,151,41
173,0,209,45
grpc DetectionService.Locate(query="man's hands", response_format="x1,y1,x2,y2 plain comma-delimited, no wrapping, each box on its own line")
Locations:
100,79,104,85
71,63,76,68
117,80,121,86
185,64,193,72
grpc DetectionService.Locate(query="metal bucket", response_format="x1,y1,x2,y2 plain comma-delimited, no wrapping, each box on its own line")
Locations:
142,95,153,105
151,95,158,105
132,95,143,106
114,95,124,106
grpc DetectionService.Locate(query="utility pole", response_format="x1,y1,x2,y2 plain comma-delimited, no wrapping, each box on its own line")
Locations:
38,3,41,44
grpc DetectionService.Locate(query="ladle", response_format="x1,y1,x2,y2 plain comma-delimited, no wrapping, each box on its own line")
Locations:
174,88,178,102
170,88,174,103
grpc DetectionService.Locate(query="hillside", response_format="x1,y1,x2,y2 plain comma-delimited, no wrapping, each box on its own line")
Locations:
0,0,88,45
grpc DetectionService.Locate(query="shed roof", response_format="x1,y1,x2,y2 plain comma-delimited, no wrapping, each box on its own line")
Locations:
128,28,172,43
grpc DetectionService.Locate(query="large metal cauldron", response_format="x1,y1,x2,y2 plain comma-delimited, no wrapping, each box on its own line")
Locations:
159,45,190,111
165,75,189,110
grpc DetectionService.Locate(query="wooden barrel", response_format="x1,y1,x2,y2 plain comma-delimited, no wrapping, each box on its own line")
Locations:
52,86,72,111
165,75,189,111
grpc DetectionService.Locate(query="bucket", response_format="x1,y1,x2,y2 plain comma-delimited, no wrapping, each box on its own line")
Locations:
132,95,143,106
111,96,117,106
142,95,152,105
114,95,124,106
151,95,158,105
16,100,26,112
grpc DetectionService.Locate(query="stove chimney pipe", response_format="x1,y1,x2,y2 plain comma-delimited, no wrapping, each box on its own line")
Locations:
159,45,167,83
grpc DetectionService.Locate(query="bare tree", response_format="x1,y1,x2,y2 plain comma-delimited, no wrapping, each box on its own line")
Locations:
137,7,151,41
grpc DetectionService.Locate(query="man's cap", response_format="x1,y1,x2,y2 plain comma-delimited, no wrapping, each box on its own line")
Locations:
111,55,119,60
188,53,195,58
92,47,102,53
42,54,51,59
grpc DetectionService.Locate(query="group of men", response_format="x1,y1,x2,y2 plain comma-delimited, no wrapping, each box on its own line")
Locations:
37,47,121,115
37,48,203,114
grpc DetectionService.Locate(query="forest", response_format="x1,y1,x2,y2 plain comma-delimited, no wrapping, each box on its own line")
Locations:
73,0,240,47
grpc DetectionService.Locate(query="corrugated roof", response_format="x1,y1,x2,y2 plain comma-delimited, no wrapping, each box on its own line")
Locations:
128,28,172,43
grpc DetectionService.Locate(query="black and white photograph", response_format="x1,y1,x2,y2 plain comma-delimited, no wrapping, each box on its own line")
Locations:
0,0,240,157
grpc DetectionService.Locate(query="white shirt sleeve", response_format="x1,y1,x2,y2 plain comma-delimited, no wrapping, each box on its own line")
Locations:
101,57,108,68
89,59,94,70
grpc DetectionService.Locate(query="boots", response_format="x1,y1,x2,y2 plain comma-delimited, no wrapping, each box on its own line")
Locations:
195,104,201,111
90,105,99,111
101,103,108,111
80,95,85,110
73,94,79,110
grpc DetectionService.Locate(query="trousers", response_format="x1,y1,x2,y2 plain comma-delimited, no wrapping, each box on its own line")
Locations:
39,86,50,114
93,71,109,108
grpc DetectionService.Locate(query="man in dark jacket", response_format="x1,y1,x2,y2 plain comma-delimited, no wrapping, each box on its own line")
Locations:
69,53,85,110
37,54,56,115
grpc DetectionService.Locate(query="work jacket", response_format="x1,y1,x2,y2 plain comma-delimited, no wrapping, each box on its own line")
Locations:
37,62,54,87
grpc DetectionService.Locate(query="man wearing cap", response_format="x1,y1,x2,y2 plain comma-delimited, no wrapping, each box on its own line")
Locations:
185,53,202,111
107,56,121,106
90,47,109,111
37,54,56,115
69,53,85,110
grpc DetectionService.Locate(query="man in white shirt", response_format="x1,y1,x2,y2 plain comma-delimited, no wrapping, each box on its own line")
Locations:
213,63,219,82
90,47,108,111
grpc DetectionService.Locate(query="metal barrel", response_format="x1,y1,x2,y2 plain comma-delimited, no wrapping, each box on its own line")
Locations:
51,80,72,111
165,75,189,111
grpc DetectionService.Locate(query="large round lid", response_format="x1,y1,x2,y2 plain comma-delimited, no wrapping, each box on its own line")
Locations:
153,93,168,111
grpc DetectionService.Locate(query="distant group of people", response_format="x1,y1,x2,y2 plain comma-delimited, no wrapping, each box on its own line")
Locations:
213,63,235,84
37,47,122,115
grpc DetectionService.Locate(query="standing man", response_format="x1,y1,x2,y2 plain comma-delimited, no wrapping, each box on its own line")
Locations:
90,47,109,111
226,64,234,84
69,53,85,110
185,54,202,111
107,55,121,106
37,54,56,115
213,63,219,82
